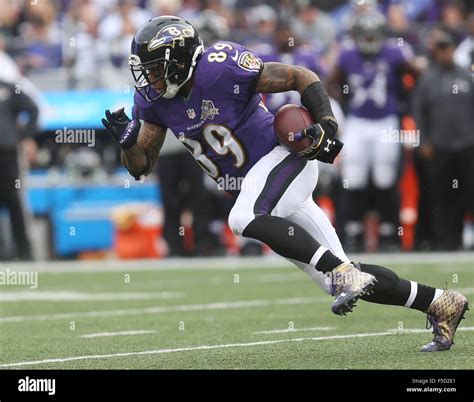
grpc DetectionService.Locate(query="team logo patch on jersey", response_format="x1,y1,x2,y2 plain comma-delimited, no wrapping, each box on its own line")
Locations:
237,51,263,72
200,100,219,121
187,108,196,119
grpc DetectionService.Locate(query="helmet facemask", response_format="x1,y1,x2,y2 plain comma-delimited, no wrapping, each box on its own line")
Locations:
129,43,203,101
354,29,385,55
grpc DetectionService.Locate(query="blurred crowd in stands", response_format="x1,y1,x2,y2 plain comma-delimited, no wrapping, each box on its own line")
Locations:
0,0,472,88
0,0,473,258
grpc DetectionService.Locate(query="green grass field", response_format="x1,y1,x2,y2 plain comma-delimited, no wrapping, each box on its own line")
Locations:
0,254,473,369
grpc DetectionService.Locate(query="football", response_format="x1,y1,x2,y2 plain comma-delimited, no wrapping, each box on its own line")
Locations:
273,104,314,153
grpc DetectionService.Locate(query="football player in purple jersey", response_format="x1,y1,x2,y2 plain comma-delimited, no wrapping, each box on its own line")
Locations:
102,16,468,352
327,9,418,252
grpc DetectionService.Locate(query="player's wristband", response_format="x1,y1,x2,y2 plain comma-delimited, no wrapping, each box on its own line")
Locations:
301,81,335,122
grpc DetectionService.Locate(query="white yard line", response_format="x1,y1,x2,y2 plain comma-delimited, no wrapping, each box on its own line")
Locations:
254,326,336,334
0,327,474,368
0,291,183,302
80,330,159,338
0,297,326,323
1,252,472,273
0,256,286,273
386,326,474,334
2,327,473,368
0,331,398,368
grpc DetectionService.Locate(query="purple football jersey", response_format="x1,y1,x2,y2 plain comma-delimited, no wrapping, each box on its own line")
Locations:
338,39,413,119
133,41,278,195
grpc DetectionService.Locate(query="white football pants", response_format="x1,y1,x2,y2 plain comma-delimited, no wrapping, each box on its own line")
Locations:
228,145,349,294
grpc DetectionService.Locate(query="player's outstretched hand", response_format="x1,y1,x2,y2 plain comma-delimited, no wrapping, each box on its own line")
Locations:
296,117,343,164
102,108,141,149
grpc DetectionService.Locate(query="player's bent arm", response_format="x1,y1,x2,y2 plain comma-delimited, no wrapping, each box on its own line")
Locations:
255,62,336,125
121,121,166,179
255,62,319,95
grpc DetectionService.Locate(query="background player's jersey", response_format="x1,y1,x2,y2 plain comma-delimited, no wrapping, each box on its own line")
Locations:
338,39,413,119
256,45,326,115
133,41,278,195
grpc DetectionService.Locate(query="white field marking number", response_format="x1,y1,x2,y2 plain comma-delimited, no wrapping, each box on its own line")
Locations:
207,43,233,63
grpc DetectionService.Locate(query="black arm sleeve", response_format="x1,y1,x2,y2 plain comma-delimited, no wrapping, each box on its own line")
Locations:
301,81,335,122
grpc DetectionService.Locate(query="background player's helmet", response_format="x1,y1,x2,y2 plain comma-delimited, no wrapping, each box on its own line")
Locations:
193,10,230,44
129,16,204,101
351,10,386,56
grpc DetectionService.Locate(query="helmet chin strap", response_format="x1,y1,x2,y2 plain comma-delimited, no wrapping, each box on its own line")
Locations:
163,43,204,99
162,83,179,99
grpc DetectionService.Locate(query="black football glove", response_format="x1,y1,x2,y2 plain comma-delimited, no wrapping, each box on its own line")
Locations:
101,108,141,149
296,117,343,164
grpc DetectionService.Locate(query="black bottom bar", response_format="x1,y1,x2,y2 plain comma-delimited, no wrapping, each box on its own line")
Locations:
0,370,472,401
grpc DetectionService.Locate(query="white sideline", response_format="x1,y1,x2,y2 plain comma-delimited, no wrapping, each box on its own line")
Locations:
80,330,159,338
1,252,472,273
0,291,184,302
0,297,326,323
0,331,398,368
254,326,336,334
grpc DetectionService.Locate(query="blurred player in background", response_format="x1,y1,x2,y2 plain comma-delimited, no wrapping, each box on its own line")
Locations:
327,9,418,252
0,79,38,260
453,11,474,69
102,16,468,352
252,22,327,115
155,132,223,257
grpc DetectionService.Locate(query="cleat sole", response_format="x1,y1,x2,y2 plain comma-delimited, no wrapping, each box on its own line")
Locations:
332,279,376,316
